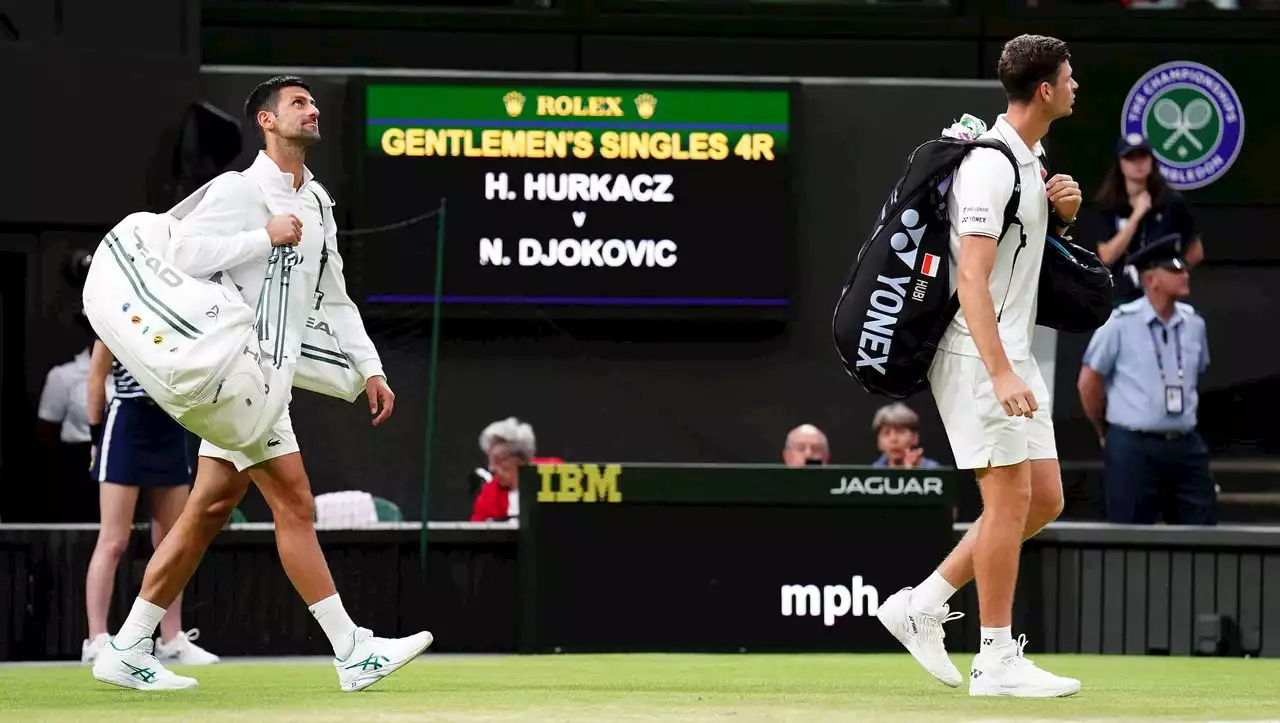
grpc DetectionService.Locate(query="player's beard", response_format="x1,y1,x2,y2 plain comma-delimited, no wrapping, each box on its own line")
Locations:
289,122,321,147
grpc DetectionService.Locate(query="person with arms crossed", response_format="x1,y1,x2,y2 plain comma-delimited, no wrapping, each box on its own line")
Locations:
1077,244,1214,525
91,76,432,692
83,341,220,666
875,35,1082,697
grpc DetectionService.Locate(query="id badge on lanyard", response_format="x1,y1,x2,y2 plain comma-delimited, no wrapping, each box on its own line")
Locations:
1149,325,1184,416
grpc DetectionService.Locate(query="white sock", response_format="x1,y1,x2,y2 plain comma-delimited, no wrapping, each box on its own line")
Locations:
980,626,1013,653
116,598,166,648
910,571,958,613
309,593,359,660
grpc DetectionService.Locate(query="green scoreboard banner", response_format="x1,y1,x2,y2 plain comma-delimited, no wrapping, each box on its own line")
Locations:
356,80,795,317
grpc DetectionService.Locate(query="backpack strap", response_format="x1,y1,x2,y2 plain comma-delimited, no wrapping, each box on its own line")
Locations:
309,187,329,310
968,138,1024,246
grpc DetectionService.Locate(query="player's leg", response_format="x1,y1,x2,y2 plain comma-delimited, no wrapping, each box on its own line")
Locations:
247,451,334,604
249,449,433,692
92,455,248,690
148,482,221,665
926,458,1064,600
971,460,1032,633
966,359,1078,698
82,481,140,663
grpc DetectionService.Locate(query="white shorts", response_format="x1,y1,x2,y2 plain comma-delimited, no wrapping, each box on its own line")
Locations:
928,351,1057,470
198,409,299,472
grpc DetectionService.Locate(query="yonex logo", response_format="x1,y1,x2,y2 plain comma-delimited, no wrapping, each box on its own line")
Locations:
889,208,928,271
855,275,911,375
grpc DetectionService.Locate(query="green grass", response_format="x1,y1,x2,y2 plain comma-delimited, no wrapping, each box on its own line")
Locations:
2,653,1279,722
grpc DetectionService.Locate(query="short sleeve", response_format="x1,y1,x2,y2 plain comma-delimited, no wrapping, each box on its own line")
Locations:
950,148,1017,239
37,367,68,423
1082,317,1123,377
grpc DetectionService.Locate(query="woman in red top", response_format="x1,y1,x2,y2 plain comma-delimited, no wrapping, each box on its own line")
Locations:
470,417,560,521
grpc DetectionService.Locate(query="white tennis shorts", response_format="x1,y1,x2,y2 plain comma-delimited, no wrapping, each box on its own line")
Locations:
928,350,1057,470
198,408,299,472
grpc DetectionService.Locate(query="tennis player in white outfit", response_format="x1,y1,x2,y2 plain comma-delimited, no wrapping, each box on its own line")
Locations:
875,36,1084,698
92,76,432,692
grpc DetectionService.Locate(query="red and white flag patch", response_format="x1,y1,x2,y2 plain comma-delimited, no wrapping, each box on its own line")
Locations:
921,253,940,278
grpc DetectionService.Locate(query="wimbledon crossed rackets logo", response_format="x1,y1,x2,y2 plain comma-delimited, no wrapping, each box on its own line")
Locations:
1121,61,1244,191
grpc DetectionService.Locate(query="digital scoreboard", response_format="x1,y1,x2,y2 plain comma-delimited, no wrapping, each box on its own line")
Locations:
355,80,794,317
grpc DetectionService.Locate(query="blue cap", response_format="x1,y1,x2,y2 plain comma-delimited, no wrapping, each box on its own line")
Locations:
1117,133,1152,158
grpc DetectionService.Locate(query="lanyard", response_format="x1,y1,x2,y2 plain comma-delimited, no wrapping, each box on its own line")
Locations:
1148,322,1184,385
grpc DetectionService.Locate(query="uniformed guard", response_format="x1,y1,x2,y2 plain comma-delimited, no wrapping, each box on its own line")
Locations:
1077,240,1214,525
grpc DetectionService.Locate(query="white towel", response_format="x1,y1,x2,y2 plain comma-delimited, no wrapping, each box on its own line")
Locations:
314,491,379,529
940,114,988,141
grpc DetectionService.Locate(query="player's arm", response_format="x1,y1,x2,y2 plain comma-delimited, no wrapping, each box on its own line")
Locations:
87,340,113,447
316,203,394,425
951,152,1036,418
167,176,295,278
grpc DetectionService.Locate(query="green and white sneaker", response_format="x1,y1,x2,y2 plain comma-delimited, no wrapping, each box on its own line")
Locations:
91,637,199,690
335,627,433,692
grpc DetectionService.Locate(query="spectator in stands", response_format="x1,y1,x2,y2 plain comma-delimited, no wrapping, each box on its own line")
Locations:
870,403,942,469
1077,241,1215,525
1087,134,1204,306
470,417,561,521
782,424,829,467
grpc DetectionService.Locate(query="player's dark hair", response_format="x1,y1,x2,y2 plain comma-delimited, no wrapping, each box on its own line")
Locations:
997,35,1071,104
1094,150,1172,211
244,75,312,135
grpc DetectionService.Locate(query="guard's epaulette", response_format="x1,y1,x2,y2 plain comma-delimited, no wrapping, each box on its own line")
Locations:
1114,298,1146,316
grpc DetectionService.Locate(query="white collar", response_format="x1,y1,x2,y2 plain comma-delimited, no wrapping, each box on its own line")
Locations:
992,115,1044,166
246,150,313,191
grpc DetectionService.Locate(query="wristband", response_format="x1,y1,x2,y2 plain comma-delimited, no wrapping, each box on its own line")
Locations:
90,422,104,447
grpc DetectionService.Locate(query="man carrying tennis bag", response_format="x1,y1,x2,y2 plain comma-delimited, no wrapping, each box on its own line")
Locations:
81,197,306,451
833,113,1113,400
81,173,367,451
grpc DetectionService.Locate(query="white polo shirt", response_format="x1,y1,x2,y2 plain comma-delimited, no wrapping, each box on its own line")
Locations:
37,349,92,443
938,115,1049,362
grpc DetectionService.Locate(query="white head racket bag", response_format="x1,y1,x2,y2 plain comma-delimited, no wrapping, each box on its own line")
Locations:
81,210,307,451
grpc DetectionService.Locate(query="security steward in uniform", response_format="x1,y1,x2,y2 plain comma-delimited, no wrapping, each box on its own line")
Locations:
1077,240,1215,525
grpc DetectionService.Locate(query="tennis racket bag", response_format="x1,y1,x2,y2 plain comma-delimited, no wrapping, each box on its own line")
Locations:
82,210,306,451
832,133,1021,399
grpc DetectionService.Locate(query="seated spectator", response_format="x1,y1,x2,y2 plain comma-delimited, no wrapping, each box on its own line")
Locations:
782,424,830,467
470,417,560,521
870,403,942,469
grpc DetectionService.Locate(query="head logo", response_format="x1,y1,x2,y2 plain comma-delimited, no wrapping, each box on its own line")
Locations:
889,208,928,271
1121,61,1244,190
